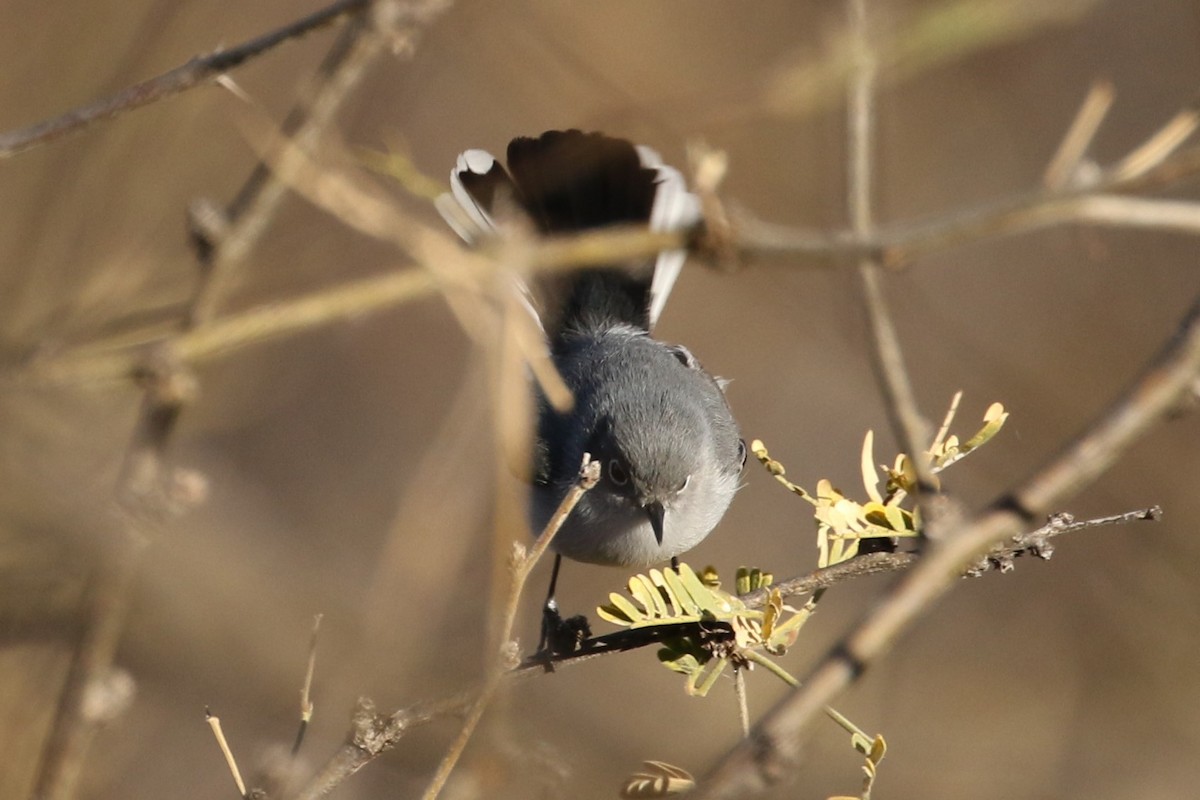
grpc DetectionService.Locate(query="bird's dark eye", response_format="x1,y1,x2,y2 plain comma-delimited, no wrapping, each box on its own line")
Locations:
669,344,699,369
608,459,630,486
677,475,691,493
737,439,747,469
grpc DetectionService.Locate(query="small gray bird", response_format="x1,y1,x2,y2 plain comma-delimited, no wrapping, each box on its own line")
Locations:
439,131,744,646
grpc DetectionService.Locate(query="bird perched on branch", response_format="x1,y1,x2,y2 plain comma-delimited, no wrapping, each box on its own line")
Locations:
439,130,744,652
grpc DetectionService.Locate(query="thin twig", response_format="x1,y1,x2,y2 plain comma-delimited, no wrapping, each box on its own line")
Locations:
734,135,1200,269
845,0,938,510
0,0,371,159
30,535,148,800
32,355,195,800
693,296,1200,799
734,668,750,738
418,456,600,800
292,614,324,757
1072,194,1200,233
291,694,472,800
1111,100,1200,181
15,98,1200,391
1043,79,1115,189
189,0,454,325
206,708,249,798
11,227,684,389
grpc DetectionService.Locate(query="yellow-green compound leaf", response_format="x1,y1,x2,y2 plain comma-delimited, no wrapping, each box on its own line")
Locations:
677,564,725,616
883,502,912,534
959,401,1008,454
597,592,642,626
649,569,683,618
658,650,703,676
761,589,784,641
818,524,832,568
629,573,666,619
860,430,884,503
662,568,700,616
868,734,887,763
736,567,773,595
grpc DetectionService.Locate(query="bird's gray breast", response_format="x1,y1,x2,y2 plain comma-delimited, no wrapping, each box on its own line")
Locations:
532,328,741,567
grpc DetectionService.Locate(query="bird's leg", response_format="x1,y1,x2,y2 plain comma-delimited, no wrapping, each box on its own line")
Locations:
670,556,679,572
537,554,591,662
538,554,563,654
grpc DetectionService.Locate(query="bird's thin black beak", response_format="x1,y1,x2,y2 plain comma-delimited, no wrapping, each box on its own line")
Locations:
645,501,666,545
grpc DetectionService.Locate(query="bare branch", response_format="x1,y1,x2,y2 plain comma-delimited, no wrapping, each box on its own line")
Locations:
0,0,370,159
846,0,938,514
206,709,249,798
418,457,600,800
291,614,324,758
1043,79,1115,189
1111,100,1200,181
188,0,455,325
27,5,450,797
292,694,472,800
693,296,1200,799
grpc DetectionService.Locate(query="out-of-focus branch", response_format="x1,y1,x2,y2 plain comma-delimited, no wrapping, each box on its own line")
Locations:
292,461,600,800
1043,80,1114,189
188,0,454,324
419,457,599,800
292,694,472,800
845,0,939,511
0,0,372,159
11,226,679,388
15,85,1200,392
736,139,1200,268
693,296,1200,799
27,4,451,799
755,0,1099,122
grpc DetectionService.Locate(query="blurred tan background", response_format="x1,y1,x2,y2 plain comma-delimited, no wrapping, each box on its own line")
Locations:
2,1,1199,798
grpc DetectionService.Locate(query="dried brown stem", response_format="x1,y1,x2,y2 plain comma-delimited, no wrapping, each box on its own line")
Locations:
291,614,324,758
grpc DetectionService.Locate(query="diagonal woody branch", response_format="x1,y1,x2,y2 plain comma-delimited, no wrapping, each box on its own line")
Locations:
693,294,1200,799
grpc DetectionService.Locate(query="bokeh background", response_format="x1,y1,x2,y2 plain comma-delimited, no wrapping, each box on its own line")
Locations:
2,1,1199,798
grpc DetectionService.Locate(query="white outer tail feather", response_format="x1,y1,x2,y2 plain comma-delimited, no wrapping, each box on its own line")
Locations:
436,140,700,331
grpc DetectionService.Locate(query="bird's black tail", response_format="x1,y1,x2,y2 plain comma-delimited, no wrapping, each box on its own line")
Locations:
443,130,698,338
